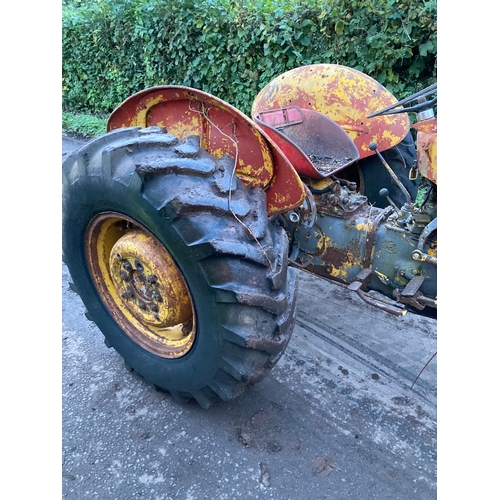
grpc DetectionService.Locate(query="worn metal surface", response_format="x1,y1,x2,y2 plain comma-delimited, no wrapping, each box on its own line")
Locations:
252,64,410,159
255,106,360,179
109,230,192,327
290,187,437,314
414,119,437,184
86,213,196,358
107,86,306,216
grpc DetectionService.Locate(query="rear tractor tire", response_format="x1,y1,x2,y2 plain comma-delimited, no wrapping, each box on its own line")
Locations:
62,126,298,408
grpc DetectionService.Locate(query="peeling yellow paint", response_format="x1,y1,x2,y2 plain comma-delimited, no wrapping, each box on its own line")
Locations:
427,248,437,257
356,221,374,232
328,266,342,278
130,94,166,127
165,120,202,140
271,192,291,204
252,64,410,158
108,85,305,214
326,249,362,280
381,128,400,142
309,178,335,191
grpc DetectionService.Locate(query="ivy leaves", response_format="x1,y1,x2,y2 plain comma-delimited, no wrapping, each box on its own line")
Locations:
62,0,436,115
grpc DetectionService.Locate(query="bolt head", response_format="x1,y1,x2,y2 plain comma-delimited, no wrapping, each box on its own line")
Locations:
120,270,131,282
147,275,158,284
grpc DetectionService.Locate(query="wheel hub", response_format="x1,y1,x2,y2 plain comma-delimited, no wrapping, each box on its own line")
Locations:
85,213,196,358
109,230,192,329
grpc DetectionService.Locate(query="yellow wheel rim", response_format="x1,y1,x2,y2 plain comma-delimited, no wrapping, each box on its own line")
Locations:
85,212,196,358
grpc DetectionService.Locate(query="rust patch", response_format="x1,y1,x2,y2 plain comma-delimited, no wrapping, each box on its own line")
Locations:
107,86,306,216
323,245,351,270
252,64,410,159
417,130,437,184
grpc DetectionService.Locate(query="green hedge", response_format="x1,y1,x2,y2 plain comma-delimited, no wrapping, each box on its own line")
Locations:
62,0,436,117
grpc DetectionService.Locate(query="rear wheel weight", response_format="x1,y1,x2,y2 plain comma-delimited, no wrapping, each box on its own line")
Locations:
62,126,298,406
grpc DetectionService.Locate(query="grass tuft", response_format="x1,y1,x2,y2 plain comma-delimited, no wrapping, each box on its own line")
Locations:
62,112,107,138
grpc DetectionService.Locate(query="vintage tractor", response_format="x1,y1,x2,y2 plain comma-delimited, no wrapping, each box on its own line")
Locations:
62,64,437,407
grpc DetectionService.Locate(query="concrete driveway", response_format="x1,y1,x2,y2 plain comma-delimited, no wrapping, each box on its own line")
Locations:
62,134,437,499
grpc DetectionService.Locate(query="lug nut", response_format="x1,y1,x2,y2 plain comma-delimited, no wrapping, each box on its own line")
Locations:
121,287,134,300
120,270,131,282
122,260,132,271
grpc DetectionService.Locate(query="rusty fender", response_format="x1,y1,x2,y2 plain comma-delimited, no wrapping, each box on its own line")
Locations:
107,86,306,216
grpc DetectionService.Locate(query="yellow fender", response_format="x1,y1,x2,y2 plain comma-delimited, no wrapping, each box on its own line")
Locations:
252,64,410,159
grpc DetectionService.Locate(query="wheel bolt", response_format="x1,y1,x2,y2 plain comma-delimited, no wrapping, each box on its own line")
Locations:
150,303,159,313
147,274,158,284
122,260,132,271
120,270,131,282
121,287,134,300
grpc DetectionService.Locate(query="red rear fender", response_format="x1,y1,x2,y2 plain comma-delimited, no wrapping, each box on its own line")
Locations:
107,86,306,216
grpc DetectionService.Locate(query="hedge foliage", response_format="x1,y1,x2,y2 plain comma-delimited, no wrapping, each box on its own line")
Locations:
62,0,437,117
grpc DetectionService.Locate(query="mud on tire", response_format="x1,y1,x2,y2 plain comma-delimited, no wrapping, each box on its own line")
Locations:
62,126,298,408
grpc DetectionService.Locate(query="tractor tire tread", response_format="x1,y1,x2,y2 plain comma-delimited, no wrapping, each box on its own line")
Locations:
62,126,297,407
